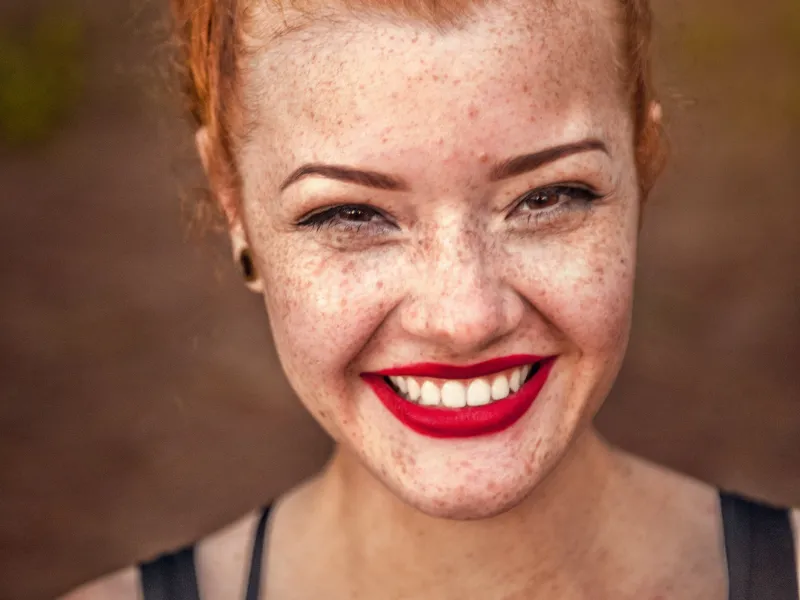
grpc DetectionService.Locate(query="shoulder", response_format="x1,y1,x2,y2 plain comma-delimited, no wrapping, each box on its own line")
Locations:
59,509,266,600
59,567,141,600
194,509,266,600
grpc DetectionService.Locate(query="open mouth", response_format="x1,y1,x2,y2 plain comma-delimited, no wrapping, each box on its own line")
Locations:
362,355,556,439
383,362,541,408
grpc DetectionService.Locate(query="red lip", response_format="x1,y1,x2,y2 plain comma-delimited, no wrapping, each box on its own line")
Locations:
373,354,546,380
362,355,557,439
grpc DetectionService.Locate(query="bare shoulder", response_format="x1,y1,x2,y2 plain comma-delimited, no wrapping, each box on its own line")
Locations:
194,509,266,600
59,567,141,600
610,444,722,514
607,447,728,597
59,509,265,600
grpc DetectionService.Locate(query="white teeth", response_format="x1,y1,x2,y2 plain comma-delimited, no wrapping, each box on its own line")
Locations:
441,381,467,408
406,378,421,401
466,379,492,406
396,376,408,394
509,369,521,393
420,381,440,406
491,376,510,400
387,363,538,408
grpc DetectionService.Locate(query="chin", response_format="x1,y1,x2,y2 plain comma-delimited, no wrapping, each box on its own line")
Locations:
423,492,530,521
370,440,563,521
390,471,539,520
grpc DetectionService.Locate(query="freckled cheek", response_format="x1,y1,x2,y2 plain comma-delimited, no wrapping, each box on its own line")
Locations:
261,251,397,374
517,240,635,354
566,260,634,354
581,270,634,355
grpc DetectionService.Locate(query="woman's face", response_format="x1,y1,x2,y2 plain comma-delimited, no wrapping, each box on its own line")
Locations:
231,0,640,518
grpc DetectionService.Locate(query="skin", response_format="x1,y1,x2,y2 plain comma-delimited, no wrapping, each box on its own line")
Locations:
65,0,800,598
237,0,634,521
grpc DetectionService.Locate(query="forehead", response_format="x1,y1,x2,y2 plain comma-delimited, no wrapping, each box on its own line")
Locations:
238,0,626,181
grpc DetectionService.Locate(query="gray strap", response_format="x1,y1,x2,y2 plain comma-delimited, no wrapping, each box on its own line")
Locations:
139,546,201,600
138,505,272,600
720,492,798,600
244,505,273,600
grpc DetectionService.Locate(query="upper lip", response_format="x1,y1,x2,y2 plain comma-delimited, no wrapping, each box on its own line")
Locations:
367,354,550,380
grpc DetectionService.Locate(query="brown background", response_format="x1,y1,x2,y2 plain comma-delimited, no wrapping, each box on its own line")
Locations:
0,0,798,599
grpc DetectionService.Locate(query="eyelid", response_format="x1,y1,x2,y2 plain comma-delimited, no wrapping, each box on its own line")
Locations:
295,182,604,234
297,203,371,223
526,182,603,197
508,183,602,211
506,183,604,229
296,203,398,231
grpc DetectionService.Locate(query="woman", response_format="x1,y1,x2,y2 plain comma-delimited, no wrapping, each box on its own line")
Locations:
65,0,799,598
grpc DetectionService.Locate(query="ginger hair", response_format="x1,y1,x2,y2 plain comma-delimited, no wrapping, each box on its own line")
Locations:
170,0,666,217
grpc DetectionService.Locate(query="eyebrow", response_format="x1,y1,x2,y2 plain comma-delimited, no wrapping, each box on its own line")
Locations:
489,139,608,180
278,139,608,192
279,164,408,192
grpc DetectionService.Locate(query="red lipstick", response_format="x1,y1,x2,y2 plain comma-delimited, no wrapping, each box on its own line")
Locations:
362,355,556,439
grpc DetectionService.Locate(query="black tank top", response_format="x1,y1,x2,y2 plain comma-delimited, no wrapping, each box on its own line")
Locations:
139,492,798,599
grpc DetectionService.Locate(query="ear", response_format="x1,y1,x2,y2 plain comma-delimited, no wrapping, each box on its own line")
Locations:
195,127,264,294
229,221,265,294
649,100,663,126
638,100,664,231
195,127,238,226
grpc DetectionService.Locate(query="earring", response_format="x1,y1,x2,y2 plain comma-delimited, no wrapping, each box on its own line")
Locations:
239,247,257,283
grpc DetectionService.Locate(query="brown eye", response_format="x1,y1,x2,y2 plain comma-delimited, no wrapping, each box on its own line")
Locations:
515,185,601,215
339,206,375,222
297,204,398,233
520,188,566,210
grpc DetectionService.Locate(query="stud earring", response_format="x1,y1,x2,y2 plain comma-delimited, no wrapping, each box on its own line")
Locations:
239,247,257,283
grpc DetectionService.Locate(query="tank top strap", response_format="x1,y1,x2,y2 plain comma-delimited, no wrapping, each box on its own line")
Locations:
720,491,798,600
244,504,274,600
140,545,201,600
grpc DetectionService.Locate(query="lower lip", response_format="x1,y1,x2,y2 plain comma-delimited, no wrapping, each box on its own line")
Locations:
362,357,556,439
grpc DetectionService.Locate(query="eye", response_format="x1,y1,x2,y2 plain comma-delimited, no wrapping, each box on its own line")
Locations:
509,184,601,223
515,185,600,212
338,206,378,223
296,204,395,232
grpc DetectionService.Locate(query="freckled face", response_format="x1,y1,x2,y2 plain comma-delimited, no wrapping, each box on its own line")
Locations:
235,0,639,518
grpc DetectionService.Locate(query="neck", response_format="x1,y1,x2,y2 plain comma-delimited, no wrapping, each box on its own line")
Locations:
314,429,651,599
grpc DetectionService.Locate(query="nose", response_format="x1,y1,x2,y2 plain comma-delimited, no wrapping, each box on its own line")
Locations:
400,227,524,356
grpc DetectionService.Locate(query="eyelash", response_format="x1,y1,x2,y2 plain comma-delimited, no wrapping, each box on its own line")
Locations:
513,184,602,226
297,204,397,233
295,184,602,233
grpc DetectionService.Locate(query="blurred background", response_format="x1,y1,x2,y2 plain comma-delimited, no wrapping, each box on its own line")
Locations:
0,0,797,598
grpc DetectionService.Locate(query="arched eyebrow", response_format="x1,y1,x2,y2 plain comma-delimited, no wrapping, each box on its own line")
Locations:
279,164,408,192
489,139,608,180
278,139,608,192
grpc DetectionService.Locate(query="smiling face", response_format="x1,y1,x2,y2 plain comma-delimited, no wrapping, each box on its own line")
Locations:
223,0,641,518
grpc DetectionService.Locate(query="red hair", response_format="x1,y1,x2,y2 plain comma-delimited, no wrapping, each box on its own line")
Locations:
171,0,665,215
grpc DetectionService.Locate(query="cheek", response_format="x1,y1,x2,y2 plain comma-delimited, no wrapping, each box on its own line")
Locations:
515,213,637,357
574,241,635,356
256,238,396,382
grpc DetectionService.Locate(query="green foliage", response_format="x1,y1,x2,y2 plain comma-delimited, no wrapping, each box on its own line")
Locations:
0,8,85,147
